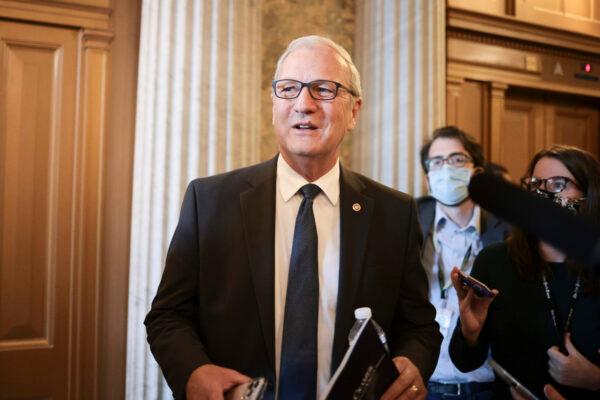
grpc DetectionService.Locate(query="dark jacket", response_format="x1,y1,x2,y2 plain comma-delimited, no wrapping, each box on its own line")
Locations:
416,196,509,249
145,157,442,399
450,242,600,399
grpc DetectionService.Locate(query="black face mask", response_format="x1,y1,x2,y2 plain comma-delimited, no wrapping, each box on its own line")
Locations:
533,189,585,214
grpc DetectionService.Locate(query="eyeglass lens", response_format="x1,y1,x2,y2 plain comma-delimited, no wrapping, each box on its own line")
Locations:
427,153,470,171
524,177,569,193
273,80,339,100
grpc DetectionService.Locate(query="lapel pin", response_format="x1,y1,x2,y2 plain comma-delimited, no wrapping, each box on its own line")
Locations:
352,203,361,212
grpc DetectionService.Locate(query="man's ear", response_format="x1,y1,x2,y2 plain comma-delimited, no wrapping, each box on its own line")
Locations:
348,98,362,130
271,93,275,125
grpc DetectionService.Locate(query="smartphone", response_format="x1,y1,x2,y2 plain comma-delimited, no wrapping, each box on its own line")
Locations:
224,377,267,400
458,271,494,298
488,359,540,400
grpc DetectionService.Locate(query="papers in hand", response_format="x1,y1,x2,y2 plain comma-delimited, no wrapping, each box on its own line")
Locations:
321,318,399,400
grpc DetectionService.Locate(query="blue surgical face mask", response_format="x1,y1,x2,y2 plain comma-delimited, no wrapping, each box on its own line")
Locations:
428,165,471,206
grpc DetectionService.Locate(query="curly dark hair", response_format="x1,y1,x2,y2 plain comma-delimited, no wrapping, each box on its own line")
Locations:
419,126,485,173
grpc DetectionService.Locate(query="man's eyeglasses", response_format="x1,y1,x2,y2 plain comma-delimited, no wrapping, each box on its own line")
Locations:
520,176,580,193
272,79,357,100
426,153,473,171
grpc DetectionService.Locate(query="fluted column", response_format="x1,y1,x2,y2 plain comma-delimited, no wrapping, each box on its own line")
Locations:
126,0,261,398
354,0,445,196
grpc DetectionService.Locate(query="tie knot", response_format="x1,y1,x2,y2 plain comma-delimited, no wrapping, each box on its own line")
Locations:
299,184,321,201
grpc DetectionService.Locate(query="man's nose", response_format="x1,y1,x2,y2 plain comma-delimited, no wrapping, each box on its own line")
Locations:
293,86,318,113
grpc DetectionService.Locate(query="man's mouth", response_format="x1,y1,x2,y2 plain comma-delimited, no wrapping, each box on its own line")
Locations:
293,122,318,130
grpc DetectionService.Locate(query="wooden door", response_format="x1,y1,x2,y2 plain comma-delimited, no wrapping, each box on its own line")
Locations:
500,90,600,180
0,20,79,399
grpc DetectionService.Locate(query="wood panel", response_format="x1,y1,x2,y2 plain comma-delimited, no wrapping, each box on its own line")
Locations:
0,20,78,400
516,0,600,37
52,0,110,7
547,100,599,155
500,94,545,179
446,78,488,146
501,90,600,180
97,1,140,398
0,2,133,399
0,0,110,30
448,0,507,16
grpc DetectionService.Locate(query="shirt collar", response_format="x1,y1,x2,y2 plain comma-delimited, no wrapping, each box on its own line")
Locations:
434,202,481,234
277,154,340,206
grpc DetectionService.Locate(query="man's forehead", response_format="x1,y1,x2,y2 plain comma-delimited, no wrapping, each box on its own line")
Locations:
428,137,468,157
278,46,345,78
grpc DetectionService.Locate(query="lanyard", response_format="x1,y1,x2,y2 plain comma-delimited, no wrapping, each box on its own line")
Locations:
437,243,472,299
541,270,582,352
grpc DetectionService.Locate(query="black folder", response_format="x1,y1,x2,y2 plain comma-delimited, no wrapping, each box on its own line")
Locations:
322,319,399,399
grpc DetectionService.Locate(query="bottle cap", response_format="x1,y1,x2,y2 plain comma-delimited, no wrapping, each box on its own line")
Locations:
354,307,372,320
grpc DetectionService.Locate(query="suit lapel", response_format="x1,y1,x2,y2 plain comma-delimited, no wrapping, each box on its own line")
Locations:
331,166,374,372
240,157,277,372
480,209,506,246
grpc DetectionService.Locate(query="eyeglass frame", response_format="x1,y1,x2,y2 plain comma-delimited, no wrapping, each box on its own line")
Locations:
272,79,358,100
520,175,581,193
425,152,473,172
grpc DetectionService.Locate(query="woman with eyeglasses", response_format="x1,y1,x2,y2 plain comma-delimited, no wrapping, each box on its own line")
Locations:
448,145,600,399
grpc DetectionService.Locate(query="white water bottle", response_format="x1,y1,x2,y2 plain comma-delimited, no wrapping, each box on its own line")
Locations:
347,307,389,353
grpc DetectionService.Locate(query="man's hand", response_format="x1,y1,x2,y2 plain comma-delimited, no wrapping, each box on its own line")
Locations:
380,356,426,400
547,333,600,391
185,364,250,400
450,266,498,346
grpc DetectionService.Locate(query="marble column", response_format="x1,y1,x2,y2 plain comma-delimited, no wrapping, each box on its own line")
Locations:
126,0,261,398
354,0,446,196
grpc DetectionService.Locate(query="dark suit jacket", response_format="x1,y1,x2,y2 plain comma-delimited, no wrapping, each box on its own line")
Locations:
145,157,442,399
416,196,510,249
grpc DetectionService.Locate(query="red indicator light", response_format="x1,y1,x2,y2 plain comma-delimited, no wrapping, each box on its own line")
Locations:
584,63,592,73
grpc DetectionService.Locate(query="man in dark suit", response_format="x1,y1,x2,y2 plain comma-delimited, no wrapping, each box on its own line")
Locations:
416,126,510,399
145,35,441,400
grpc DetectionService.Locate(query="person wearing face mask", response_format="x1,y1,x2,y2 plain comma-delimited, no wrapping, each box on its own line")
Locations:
417,126,511,399
449,145,600,399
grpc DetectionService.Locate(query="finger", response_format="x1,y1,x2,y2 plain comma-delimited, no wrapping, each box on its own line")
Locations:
478,290,498,308
228,369,251,384
380,378,403,400
397,386,422,400
383,357,418,400
544,384,566,400
222,370,251,392
400,382,425,400
563,333,578,356
547,356,560,371
463,286,474,306
380,373,414,400
450,267,467,299
392,356,410,375
510,387,527,400
547,346,567,363
548,365,561,383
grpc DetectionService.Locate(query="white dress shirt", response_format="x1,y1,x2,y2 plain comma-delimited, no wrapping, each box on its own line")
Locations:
274,155,341,398
422,203,494,383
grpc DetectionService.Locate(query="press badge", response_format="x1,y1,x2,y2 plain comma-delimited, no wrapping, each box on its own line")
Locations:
436,307,454,337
